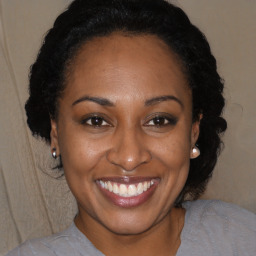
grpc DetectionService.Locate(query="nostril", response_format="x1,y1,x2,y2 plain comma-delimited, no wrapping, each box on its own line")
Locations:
106,148,152,171
106,130,152,171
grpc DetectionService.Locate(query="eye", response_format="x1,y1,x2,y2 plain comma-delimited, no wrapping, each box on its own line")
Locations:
145,114,177,127
81,115,110,127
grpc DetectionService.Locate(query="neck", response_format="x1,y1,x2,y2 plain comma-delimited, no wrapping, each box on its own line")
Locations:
75,207,185,256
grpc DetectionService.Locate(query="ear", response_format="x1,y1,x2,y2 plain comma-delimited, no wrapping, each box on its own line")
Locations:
190,114,202,146
50,119,60,157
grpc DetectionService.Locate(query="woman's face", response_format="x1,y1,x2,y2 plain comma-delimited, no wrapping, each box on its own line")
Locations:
51,33,200,235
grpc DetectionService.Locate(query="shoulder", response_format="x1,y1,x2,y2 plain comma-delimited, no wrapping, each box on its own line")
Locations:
183,199,256,229
5,223,103,256
180,200,256,256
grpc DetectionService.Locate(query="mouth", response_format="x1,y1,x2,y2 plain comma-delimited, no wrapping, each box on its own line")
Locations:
96,177,159,208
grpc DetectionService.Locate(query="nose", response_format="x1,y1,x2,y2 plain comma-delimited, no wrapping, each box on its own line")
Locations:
106,128,152,171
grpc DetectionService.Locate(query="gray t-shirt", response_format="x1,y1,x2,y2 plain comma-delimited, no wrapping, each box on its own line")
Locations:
6,200,256,256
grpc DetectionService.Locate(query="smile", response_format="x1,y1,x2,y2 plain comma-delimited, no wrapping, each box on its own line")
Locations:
98,180,156,197
96,177,159,208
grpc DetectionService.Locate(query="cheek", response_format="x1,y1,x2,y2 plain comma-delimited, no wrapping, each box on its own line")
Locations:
148,132,191,211
57,129,109,206
151,128,191,197
152,128,191,169
57,126,109,177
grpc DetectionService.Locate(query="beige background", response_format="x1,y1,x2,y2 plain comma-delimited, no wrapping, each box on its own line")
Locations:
0,0,255,254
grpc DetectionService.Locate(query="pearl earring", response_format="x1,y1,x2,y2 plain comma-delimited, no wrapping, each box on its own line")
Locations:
52,148,57,159
190,145,200,159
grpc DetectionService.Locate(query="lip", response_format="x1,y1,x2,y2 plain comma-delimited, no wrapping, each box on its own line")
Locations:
96,176,160,208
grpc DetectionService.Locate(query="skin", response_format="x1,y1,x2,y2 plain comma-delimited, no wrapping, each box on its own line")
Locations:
50,33,200,256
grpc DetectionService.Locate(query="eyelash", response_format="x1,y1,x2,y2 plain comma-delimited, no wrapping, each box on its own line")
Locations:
144,114,178,127
81,115,110,127
80,113,177,128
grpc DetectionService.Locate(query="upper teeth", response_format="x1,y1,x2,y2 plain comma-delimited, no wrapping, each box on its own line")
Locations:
99,180,155,197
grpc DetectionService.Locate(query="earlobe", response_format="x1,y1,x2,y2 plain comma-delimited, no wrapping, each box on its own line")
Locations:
191,121,200,145
191,114,202,145
50,119,60,157
190,122,200,159
190,114,202,159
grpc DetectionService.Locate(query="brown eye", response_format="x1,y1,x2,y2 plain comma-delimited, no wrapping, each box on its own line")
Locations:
152,117,167,126
145,114,178,127
82,116,109,127
90,116,104,126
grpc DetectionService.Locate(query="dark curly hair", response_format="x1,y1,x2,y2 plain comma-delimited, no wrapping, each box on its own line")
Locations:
25,0,227,206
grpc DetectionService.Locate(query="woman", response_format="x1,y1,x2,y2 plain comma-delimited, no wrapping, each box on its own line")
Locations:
6,0,256,255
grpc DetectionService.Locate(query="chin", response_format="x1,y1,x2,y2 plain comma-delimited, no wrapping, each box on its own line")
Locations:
96,208,163,236
104,220,155,236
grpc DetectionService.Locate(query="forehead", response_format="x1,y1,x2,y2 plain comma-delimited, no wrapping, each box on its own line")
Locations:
64,33,190,104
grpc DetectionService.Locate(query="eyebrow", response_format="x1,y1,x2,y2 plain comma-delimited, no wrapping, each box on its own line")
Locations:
145,95,184,108
72,95,183,108
72,96,114,107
